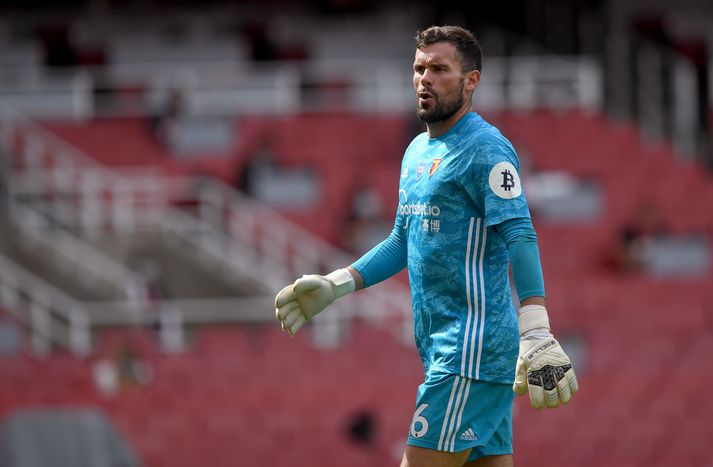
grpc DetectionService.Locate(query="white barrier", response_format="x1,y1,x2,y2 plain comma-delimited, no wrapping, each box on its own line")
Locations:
0,55,602,118
1,106,413,350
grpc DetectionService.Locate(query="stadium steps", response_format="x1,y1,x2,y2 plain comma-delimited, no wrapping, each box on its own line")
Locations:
0,215,132,301
85,232,262,299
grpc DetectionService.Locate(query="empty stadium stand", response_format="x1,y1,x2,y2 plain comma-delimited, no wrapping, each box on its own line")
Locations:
1,108,711,466
2,0,712,463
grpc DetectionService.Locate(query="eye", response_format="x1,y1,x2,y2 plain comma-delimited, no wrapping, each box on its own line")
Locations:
414,65,425,74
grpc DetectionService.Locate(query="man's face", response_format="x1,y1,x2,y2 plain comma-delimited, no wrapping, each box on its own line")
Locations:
412,42,476,123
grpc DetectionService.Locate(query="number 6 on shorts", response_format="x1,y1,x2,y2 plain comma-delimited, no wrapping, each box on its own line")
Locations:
410,403,430,438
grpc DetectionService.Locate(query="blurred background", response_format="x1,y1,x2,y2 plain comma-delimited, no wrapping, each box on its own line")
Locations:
0,0,712,465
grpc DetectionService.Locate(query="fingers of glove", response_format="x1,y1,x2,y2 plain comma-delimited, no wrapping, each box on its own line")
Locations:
568,370,580,395
276,300,300,321
543,367,562,409
513,379,528,397
528,376,546,410
556,376,572,405
293,275,326,295
513,359,529,396
275,285,296,308
288,315,306,336
280,307,304,332
544,386,561,409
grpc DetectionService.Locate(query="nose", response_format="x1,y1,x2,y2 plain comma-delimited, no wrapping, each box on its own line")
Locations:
420,69,433,87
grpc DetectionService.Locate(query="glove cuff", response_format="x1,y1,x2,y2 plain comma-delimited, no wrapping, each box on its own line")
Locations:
518,304,551,335
326,268,356,299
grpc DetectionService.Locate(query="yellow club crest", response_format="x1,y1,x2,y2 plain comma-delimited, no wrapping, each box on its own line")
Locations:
429,158,442,177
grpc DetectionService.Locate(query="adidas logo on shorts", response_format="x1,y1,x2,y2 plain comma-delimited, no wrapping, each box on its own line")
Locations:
459,428,478,441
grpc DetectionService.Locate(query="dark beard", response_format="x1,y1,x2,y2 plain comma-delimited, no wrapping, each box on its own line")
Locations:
416,80,465,123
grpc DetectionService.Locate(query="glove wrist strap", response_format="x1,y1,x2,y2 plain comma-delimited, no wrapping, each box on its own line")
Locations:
518,304,551,337
326,268,356,299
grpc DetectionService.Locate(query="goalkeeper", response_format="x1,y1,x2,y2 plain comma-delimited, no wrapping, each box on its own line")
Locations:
275,25,578,467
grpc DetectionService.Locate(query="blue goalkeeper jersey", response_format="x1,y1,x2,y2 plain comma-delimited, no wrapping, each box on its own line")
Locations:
366,112,531,383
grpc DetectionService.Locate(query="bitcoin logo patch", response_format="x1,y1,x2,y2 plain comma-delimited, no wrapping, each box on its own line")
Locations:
488,162,522,199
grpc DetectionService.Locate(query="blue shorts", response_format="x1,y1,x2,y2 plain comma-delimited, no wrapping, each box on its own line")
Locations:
407,372,514,461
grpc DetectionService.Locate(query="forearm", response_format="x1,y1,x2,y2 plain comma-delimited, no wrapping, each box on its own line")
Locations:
496,217,546,305
350,225,407,289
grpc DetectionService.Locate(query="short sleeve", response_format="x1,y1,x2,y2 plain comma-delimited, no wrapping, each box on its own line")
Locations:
461,132,531,227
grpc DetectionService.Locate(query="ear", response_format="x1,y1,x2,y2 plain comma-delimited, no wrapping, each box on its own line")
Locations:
464,69,480,93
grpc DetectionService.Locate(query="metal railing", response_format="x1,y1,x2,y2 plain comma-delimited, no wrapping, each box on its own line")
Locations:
11,204,147,302
0,253,91,356
0,55,603,119
0,252,280,355
1,105,414,350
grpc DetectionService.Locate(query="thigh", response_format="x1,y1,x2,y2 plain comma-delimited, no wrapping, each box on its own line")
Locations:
401,444,472,467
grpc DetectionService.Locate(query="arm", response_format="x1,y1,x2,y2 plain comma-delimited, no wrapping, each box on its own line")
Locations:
275,205,407,335
497,217,579,409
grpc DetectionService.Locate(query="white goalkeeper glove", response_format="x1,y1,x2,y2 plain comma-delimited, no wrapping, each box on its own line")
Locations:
513,305,579,409
274,269,355,336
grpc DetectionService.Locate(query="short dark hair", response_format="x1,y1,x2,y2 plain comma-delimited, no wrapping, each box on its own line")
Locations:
415,25,482,73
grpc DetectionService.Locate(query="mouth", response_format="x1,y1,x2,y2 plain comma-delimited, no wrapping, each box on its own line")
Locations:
418,90,434,106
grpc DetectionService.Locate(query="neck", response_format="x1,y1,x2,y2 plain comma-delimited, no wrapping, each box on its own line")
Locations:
426,103,472,138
